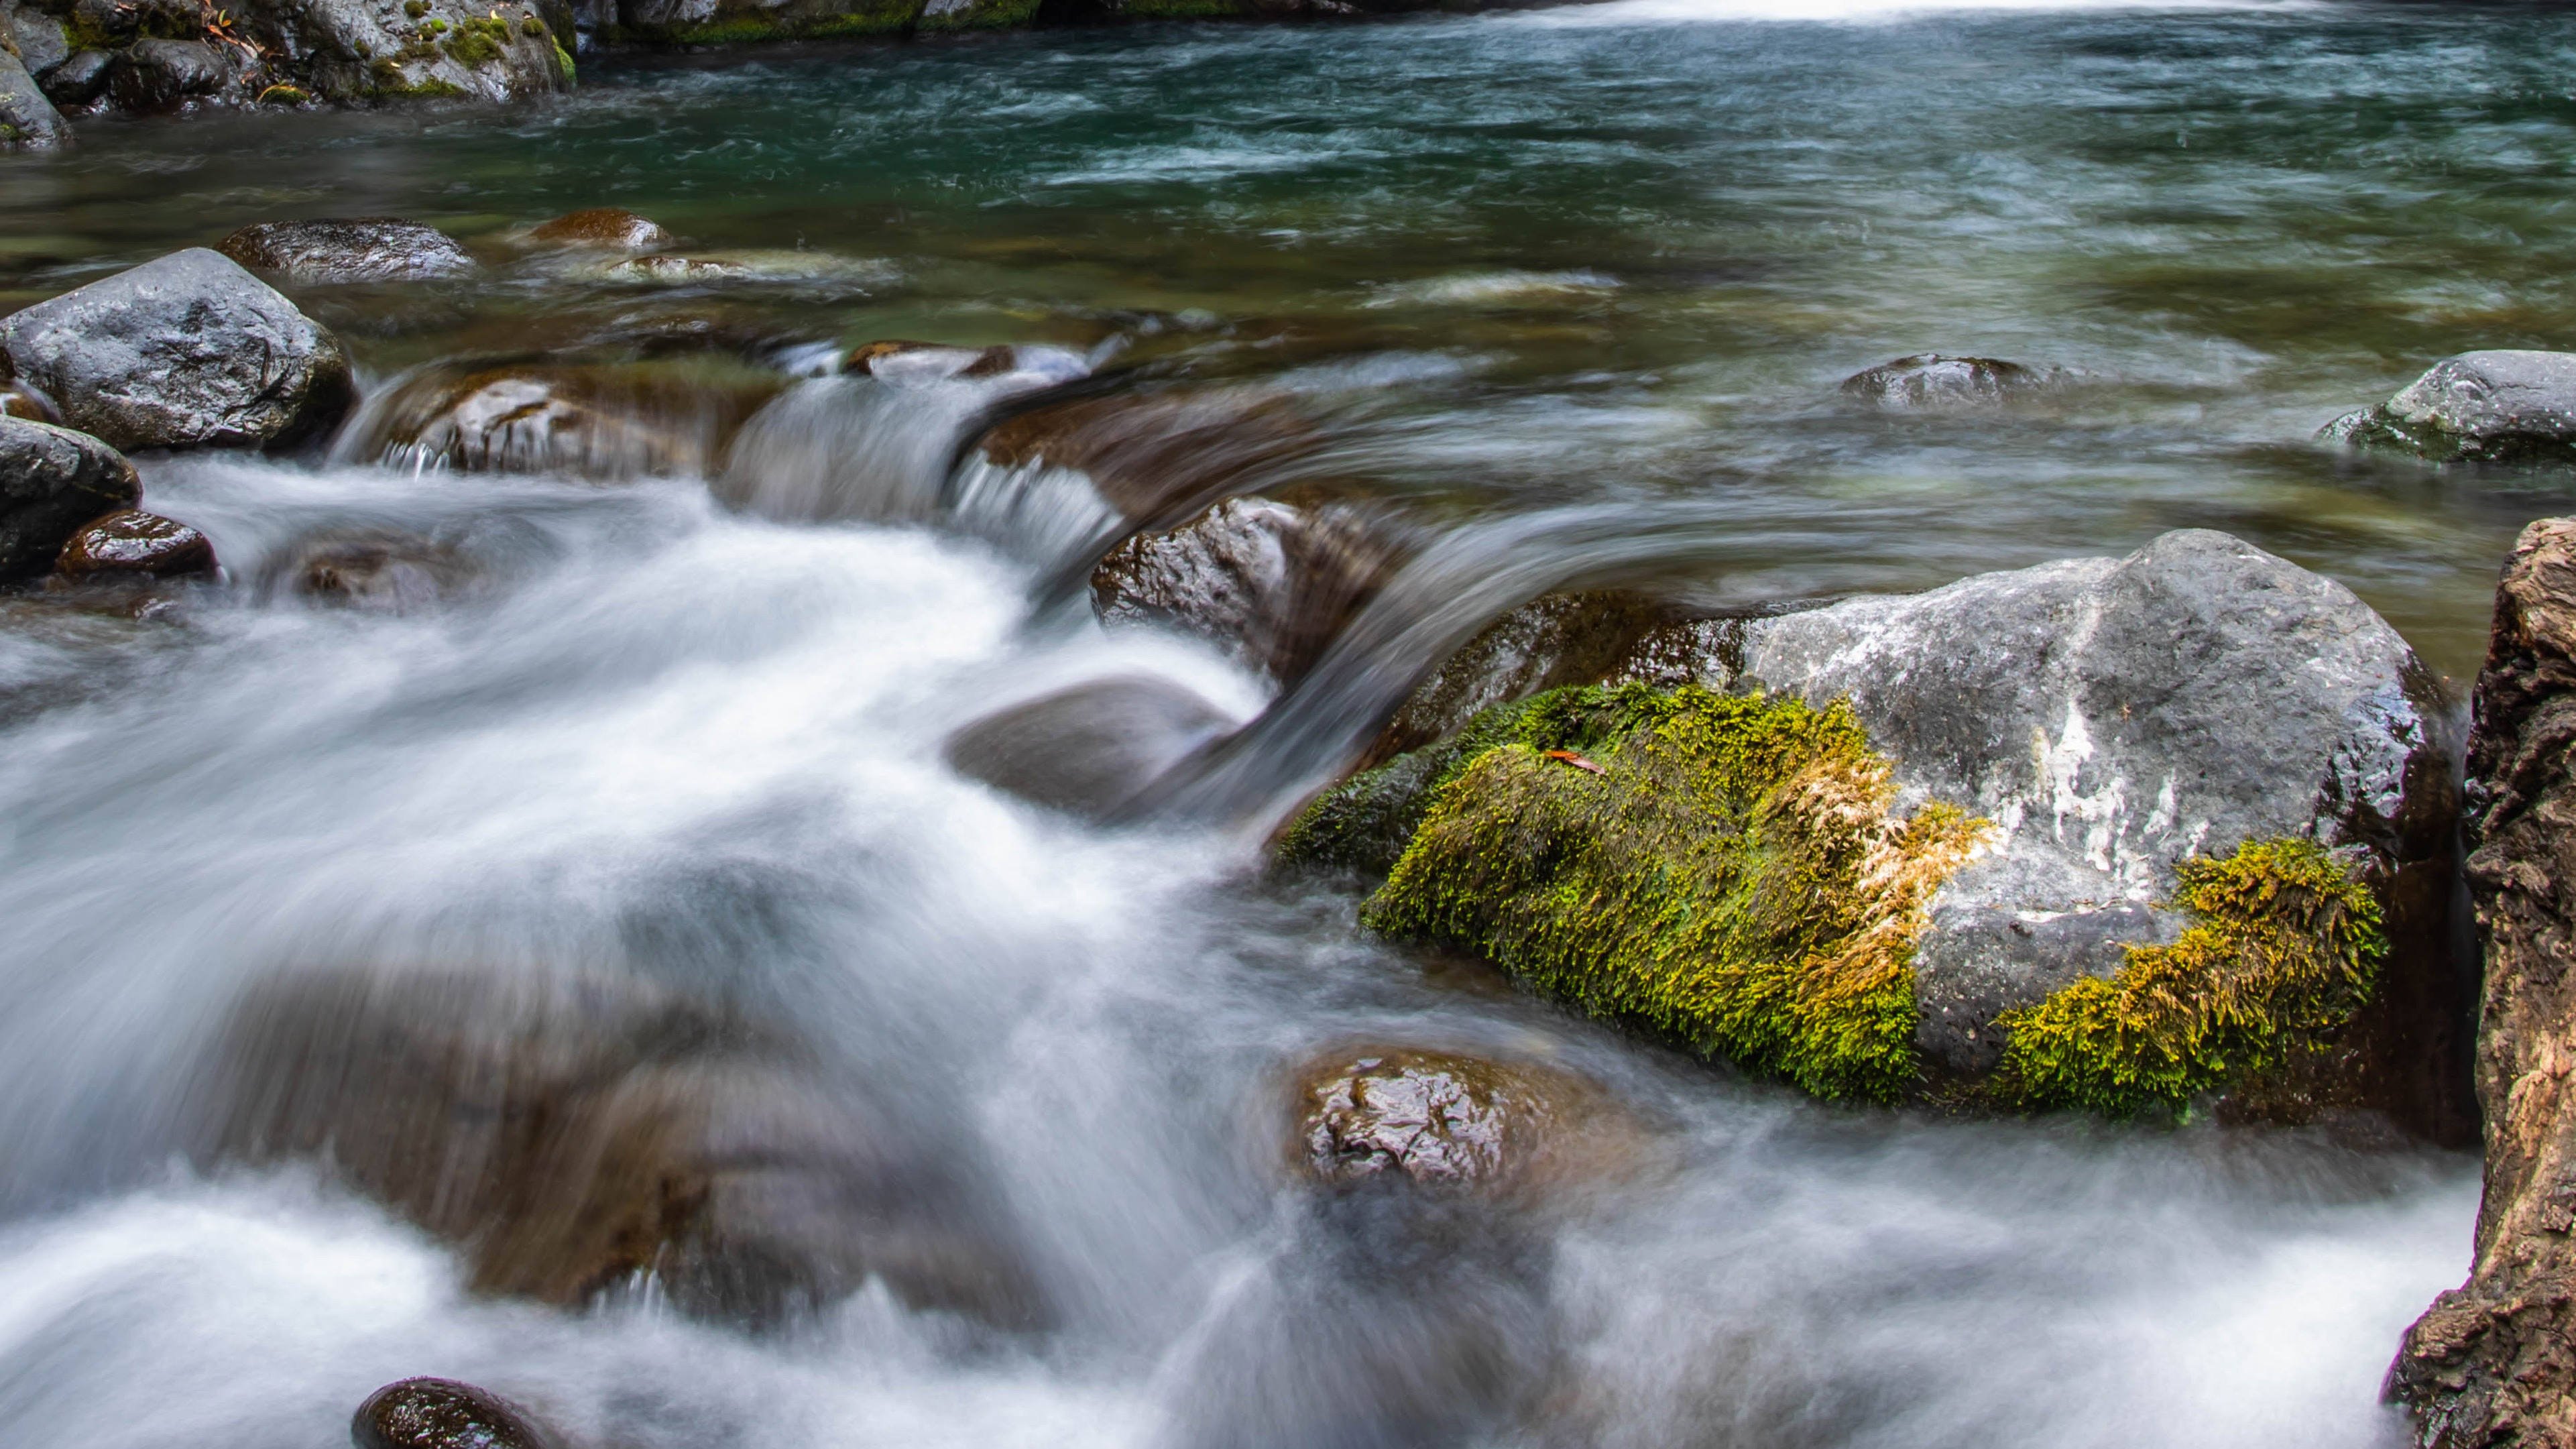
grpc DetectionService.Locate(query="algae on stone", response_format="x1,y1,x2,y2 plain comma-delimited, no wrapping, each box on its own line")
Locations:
1357,683,1987,1104
1993,838,2386,1119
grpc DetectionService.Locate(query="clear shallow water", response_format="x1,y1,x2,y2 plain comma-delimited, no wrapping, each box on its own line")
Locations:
0,2,2537,1446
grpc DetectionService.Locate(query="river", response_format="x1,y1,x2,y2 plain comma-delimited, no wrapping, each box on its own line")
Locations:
0,2,2544,1446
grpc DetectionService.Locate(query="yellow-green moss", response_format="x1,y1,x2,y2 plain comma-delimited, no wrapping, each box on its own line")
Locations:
552,38,575,83
1993,838,2386,1119
1275,694,1550,877
1360,683,1987,1103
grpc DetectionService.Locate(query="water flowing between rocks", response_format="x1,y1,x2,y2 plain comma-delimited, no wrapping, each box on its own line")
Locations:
3,1,2561,1445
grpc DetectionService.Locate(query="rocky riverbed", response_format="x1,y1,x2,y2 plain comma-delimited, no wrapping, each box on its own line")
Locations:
7,7,2576,1449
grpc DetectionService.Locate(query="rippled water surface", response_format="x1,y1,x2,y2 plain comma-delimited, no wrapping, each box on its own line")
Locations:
0,3,2551,1446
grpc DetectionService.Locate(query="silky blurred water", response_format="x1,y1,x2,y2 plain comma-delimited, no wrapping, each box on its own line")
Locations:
0,3,2540,1446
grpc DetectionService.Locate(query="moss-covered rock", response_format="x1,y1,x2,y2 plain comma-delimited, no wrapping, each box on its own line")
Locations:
2323,351,2576,467
1352,683,1988,1104
1993,838,2385,1118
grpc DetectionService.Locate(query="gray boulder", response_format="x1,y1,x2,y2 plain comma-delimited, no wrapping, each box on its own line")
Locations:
944,674,1236,820
0,414,140,580
1707,530,2459,1111
105,37,233,111
218,218,476,284
0,47,66,148
2325,350,2576,465
230,0,573,105
7,8,69,79
0,248,353,451
38,49,106,107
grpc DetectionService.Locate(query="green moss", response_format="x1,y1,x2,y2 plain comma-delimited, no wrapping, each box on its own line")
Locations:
442,16,511,66
256,82,311,103
552,38,575,82
1276,695,1549,876
1358,683,1987,1104
1993,838,2386,1118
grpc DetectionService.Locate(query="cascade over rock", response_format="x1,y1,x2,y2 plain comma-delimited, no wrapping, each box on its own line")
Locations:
2392,517,2576,1445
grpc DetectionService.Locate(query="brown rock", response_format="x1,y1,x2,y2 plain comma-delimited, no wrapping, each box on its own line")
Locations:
0,415,141,582
218,219,477,285
1362,590,1697,766
56,509,215,579
526,209,674,252
980,388,1316,528
1091,496,1407,687
204,968,1047,1330
1,379,59,422
847,339,1016,380
340,359,783,481
2391,516,2576,1443
291,534,470,614
1291,1047,1640,1198
353,1378,561,1449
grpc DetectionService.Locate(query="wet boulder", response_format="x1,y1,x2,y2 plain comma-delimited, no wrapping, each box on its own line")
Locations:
980,387,1316,530
0,47,66,148
1365,589,1696,765
286,532,472,613
38,48,108,107
0,248,353,452
526,207,672,251
353,1378,561,1449
105,38,233,111
8,9,71,80
1092,495,1407,688
1840,353,2052,410
337,357,784,481
944,674,1236,820
1,376,60,422
1293,1047,1638,1198
55,508,214,579
609,0,920,42
0,415,141,580
2325,350,2576,466
204,967,1047,1330
218,218,477,284
1291,531,2467,1133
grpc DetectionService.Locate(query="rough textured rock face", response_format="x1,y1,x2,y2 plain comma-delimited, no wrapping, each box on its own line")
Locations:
218,218,477,284
38,49,109,107
1092,496,1405,688
1840,353,2052,410
353,1379,561,1449
944,674,1236,820
0,46,67,148
1293,1048,1637,1196
0,415,141,580
1714,530,2463,1126
105,36,232,111
1285,530,2467,1131
2329,351,2576,467
204,968,1048,1329
232,0,573,106
337,357,783,480
55,508,215,579
2391,518,2576,1445
0,249,353,452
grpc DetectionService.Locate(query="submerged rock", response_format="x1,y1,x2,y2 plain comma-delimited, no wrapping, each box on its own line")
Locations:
0,415,141,581
1092,495,1405,688
55,508,214,579
205,967,1047,1330
353,1378,561,1449
1840,353,2052,410
219,218,477,284
944,674,1236,820
2326,350,2576,466
1289,531,2467,1132
526,207,672,251
1293,1047,1637,1198
0,248,353,452
339,357,783,481
2391,518,2576,1443
286,532,471,612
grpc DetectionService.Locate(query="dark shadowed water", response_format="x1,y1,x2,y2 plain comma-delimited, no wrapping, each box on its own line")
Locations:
0,3,2546,1446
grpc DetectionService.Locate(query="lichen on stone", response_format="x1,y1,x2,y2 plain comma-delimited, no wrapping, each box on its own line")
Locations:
1992,837,2386,1119
1354,683,1988,1104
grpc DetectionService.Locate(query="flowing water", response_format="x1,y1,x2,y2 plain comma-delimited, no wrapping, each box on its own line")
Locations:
3,1,2563,1444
